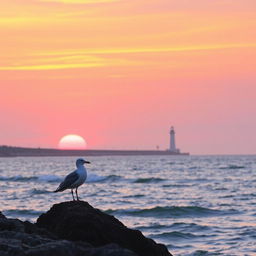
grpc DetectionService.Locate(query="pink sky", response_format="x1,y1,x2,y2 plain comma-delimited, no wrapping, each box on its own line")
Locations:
0,0,256,154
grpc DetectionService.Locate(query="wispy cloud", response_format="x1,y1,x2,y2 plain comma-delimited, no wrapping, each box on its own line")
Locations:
39,0,118,4
0,63,104,71
0,54,133,71
36,43,256,56
1,43,255,71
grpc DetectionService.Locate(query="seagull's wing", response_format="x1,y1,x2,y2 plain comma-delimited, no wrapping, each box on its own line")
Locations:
54,171,79,192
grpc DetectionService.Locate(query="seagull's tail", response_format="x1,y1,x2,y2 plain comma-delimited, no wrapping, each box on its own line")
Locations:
54,185,66,192
54,187,63,192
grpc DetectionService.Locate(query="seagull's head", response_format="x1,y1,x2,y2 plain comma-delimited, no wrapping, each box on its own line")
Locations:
76,158,90,167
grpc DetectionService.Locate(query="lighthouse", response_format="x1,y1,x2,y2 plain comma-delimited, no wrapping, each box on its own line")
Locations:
169,126,180,153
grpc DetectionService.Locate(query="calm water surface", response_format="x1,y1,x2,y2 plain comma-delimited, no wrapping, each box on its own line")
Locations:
0,155,256,255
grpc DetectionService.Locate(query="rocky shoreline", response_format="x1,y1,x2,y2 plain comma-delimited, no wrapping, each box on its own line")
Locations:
0,201,172,256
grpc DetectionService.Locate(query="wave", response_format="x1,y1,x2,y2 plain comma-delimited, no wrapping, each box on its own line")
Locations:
138,222,212,236
37,175,61,183
3,209,43,217
133,177,165,183
0,175,37,182
0,173,122,184
0,174,61,183
188,166,199,170
189,250,212,255
30,188,51,194
103,174,123,182
219,165,245,169
123,194,145,199
87,174,122,183
163,184,192,188
136,223,167,230
169,222,211,232
86,173,106,182
152,231,199,240
106,206,238,218
167,162,175,165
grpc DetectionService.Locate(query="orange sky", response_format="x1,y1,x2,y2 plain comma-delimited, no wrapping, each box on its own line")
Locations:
0,0,256,154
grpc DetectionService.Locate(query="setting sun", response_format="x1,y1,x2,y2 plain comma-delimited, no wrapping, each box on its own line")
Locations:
58,134,87,150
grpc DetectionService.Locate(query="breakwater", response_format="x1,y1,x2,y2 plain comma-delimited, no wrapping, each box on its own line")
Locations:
0,145,189,157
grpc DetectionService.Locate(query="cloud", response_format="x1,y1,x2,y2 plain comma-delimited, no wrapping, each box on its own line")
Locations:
0,54,133,71
0,63,103,71
0,43,255,71
36,43,256,56
39,0,118,4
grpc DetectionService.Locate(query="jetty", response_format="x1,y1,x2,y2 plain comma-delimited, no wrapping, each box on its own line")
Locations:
0,145,189,157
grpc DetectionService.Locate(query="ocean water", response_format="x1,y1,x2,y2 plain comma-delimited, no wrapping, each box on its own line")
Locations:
0,155,256,256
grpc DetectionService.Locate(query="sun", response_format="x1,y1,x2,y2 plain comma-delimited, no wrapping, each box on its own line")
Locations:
58,134,87,150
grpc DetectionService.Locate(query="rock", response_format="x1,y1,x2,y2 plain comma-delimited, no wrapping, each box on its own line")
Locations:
0,211,6,219
0,202,172,256
36,201,172,256
0,216,137,256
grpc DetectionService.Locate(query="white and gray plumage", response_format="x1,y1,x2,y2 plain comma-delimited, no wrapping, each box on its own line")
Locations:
54,158,90,201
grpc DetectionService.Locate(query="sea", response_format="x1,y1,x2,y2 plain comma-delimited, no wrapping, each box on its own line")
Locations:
0,155,255,256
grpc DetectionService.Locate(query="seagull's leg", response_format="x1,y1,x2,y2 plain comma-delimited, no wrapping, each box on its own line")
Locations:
71,189,75,201
75,188,79,201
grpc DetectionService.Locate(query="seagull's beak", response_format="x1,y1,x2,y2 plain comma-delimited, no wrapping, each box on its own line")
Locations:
84,161,91,164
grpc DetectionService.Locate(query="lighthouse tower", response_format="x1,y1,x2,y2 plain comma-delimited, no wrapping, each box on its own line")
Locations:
169,126,180,153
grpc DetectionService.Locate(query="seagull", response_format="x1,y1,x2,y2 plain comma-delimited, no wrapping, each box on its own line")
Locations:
54,158,90,201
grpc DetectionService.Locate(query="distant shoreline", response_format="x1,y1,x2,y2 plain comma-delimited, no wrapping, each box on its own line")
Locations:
0,145,189,157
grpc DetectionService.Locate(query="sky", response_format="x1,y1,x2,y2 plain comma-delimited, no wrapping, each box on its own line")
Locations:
0,0,256,154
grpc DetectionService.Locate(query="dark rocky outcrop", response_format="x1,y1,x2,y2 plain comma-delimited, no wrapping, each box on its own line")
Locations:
0,202,172,256
0,211,6,219
0,213,136,256
37,201,171,256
